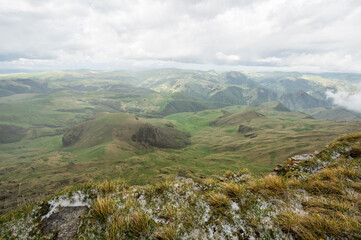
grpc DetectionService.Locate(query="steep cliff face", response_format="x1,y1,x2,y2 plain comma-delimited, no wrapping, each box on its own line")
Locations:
1,132,361,240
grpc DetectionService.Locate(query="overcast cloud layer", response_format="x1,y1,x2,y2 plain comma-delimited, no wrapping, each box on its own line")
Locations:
1,0,361,71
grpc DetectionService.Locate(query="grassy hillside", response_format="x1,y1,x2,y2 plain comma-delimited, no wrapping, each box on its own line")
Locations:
1,132,360,239
1,69,361,216
2,104,361,214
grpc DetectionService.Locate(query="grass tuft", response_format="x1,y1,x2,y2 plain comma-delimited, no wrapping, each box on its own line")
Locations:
99,179,117,195
123,210,153,237
153,224,177,240
277,211,361,240
91,196,116,222
221,182,245,200
248,175,288,198
207,193,230,211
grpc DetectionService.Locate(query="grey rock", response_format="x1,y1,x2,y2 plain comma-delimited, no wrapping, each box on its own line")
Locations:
42,206,88,240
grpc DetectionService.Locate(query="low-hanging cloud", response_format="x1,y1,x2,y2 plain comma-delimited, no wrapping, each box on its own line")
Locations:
326,89,361,113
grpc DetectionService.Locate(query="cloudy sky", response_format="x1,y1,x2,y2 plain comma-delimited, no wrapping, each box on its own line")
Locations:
1,0,361,72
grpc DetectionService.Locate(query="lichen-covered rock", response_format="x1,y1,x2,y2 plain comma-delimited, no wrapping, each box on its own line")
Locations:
42,206,88,240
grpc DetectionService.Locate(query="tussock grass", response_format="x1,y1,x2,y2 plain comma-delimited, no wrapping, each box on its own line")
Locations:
303,167,349,195
336,132,361,142
153,181,172,194
99,180,116,195
248,175,288,198
153,224,177,240
123,210,153,237
207,193,230,211
303,197,356,213
159,205,178,222
277,211,361,240
303,178,344,195
350,182,361,192
107,210,153,238
91,196,116,222
106,216,123,240
221,182,245,200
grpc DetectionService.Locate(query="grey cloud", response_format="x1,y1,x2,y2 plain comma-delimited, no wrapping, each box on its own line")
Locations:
0,0,360,71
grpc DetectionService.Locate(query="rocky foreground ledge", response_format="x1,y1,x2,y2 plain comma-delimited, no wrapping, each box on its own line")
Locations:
1,133,361,240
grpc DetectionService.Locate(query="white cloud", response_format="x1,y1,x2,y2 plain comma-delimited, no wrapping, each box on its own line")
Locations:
0,0,361,71
326,88,361,113
216,52,240,61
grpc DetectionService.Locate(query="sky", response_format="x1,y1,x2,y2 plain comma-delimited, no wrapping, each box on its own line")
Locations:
0,0,361,72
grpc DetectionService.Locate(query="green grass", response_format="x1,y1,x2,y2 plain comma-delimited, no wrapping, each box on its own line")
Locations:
165,110,222,135
1,72,361,214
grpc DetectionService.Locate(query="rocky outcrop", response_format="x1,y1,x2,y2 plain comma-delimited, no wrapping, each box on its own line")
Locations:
42,206,88,240
0,124,26,144
237,124,253,134
62,125,83,146
131,124,190,149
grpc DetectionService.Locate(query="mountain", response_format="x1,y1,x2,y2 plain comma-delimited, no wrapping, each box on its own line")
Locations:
280,90,331,111
1,132,360,239
302,107,361,121
222,71,258,88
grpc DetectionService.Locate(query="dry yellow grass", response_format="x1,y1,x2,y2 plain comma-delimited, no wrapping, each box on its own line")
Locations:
207,193,230,211
248,175,288,198
221,182,245,200
159,205,178,222
98,179,116,195
91,196,116,222
106,216,123,240
277,211,360,240
153,224,176,240
303,197,356,213
124,210,152,237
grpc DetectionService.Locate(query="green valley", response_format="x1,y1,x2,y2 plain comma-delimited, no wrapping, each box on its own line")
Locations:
0,69,361,214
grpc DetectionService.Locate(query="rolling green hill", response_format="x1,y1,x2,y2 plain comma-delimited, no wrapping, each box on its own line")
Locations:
1,69,361,216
